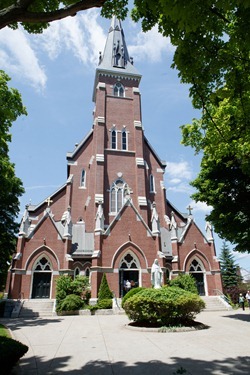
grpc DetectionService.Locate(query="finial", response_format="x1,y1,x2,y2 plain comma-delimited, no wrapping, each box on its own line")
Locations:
187,204,193,215
45,197,53,207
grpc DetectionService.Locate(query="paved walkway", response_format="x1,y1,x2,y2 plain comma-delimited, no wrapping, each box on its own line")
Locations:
1,309,250,374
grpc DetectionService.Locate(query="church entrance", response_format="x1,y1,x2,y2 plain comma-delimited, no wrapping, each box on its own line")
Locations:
119,252,140,297
191,273,205,295
189,259,205,296
31,257,52,298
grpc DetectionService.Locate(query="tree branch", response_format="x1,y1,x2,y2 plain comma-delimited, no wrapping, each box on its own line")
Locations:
0,0,107,30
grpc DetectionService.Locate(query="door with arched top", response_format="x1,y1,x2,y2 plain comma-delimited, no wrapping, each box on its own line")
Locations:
119,252,140,297
32,257,52,298
189,259,205,296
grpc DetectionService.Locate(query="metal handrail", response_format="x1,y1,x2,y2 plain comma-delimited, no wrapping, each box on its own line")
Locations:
213,289,231,305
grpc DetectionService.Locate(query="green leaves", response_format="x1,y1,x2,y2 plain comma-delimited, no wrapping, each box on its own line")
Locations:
0,71,26,288
219,242,242,288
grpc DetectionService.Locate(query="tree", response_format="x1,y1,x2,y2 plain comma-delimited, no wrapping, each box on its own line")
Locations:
219,242,241,289
131,0,250,252
0,0,128,33
0,70,26,289
98,273,113,300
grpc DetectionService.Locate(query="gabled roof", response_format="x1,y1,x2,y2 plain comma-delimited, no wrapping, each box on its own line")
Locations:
104,198,154,237
66,129,93,160
27,208,64,240
27,184,67,214
144,136,167,168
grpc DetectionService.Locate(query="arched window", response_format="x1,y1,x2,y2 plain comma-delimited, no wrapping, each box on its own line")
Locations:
189,259,203,272
122,129,127,150
110,179,126,213
120,253,139,269
74,267,80,278
34,257,51,271
113,82,125,97
149,174,155,193
80,169,86,187
85,268,90,277
111,129,117,149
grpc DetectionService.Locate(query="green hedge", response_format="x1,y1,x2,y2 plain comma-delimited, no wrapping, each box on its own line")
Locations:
56,275,90,313
121,287,145,308
59,294,84,312
0,336,28,373
123,286,205,326
97,298,112,309
169,273,198,294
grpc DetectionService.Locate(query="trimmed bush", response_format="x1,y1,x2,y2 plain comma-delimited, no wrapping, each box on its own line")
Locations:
98,274,113,300
56,275,90,313
97,298,112,309
59,294,84,312
0,336,28,373
123,286,205,326
121,287,145,308
170,273,198,294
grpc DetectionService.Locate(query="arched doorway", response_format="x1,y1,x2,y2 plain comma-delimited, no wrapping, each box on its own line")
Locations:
119,252,140,297
31,257,52,298
189,258,205,296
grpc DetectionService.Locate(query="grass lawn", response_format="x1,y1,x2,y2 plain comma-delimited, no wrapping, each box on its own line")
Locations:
0,324,11,338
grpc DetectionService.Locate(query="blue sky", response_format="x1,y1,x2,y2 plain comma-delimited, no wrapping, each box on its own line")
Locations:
1,8,250,274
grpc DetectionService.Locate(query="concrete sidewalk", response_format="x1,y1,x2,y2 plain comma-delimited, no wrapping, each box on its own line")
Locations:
1,309,250,374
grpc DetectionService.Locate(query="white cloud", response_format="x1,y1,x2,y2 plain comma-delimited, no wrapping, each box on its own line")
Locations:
165,160,194,195
189,200,213,214
25,185,61,190
166,161,193,180
0,27,47,90
128,26,174,63
34,9,106,66
0,11,173,90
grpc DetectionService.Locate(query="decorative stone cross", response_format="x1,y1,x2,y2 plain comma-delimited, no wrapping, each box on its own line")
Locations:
187,204,193,215
45,197,53,207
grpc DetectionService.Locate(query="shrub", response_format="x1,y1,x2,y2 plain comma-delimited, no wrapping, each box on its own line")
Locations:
0,336,28,373
170,274,198,294
56,275,90,312
98,274,113,300
121,287,145,308
59,294,84,312
97,298,113,309
123,286,205,326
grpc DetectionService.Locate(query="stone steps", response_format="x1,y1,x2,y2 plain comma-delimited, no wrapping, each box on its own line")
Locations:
201,296,232,311
19,299,55,318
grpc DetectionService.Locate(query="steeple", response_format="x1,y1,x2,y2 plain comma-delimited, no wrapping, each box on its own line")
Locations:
99,16,139,74
93,16,141,100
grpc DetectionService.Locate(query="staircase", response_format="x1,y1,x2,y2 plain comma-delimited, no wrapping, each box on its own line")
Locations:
18,299,55,318
201,296,232,311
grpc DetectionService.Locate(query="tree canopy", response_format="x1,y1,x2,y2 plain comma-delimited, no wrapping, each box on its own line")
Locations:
0,0,129,33
0,70,26,288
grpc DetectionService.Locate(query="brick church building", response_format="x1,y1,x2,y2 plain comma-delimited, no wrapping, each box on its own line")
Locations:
6,17,222,301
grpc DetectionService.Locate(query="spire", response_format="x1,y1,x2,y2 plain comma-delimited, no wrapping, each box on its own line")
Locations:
98,16,140,77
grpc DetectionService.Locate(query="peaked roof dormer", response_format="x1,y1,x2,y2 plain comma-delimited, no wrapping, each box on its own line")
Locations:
93,16,141,101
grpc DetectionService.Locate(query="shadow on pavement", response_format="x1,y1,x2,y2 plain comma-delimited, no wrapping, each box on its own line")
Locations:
12,356,250,375
222,313,250,322
1,317,62,332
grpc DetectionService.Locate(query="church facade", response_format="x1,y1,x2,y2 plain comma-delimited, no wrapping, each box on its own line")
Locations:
6,17,222,301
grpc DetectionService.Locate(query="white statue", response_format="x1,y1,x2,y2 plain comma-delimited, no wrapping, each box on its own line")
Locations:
151,259,163,289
